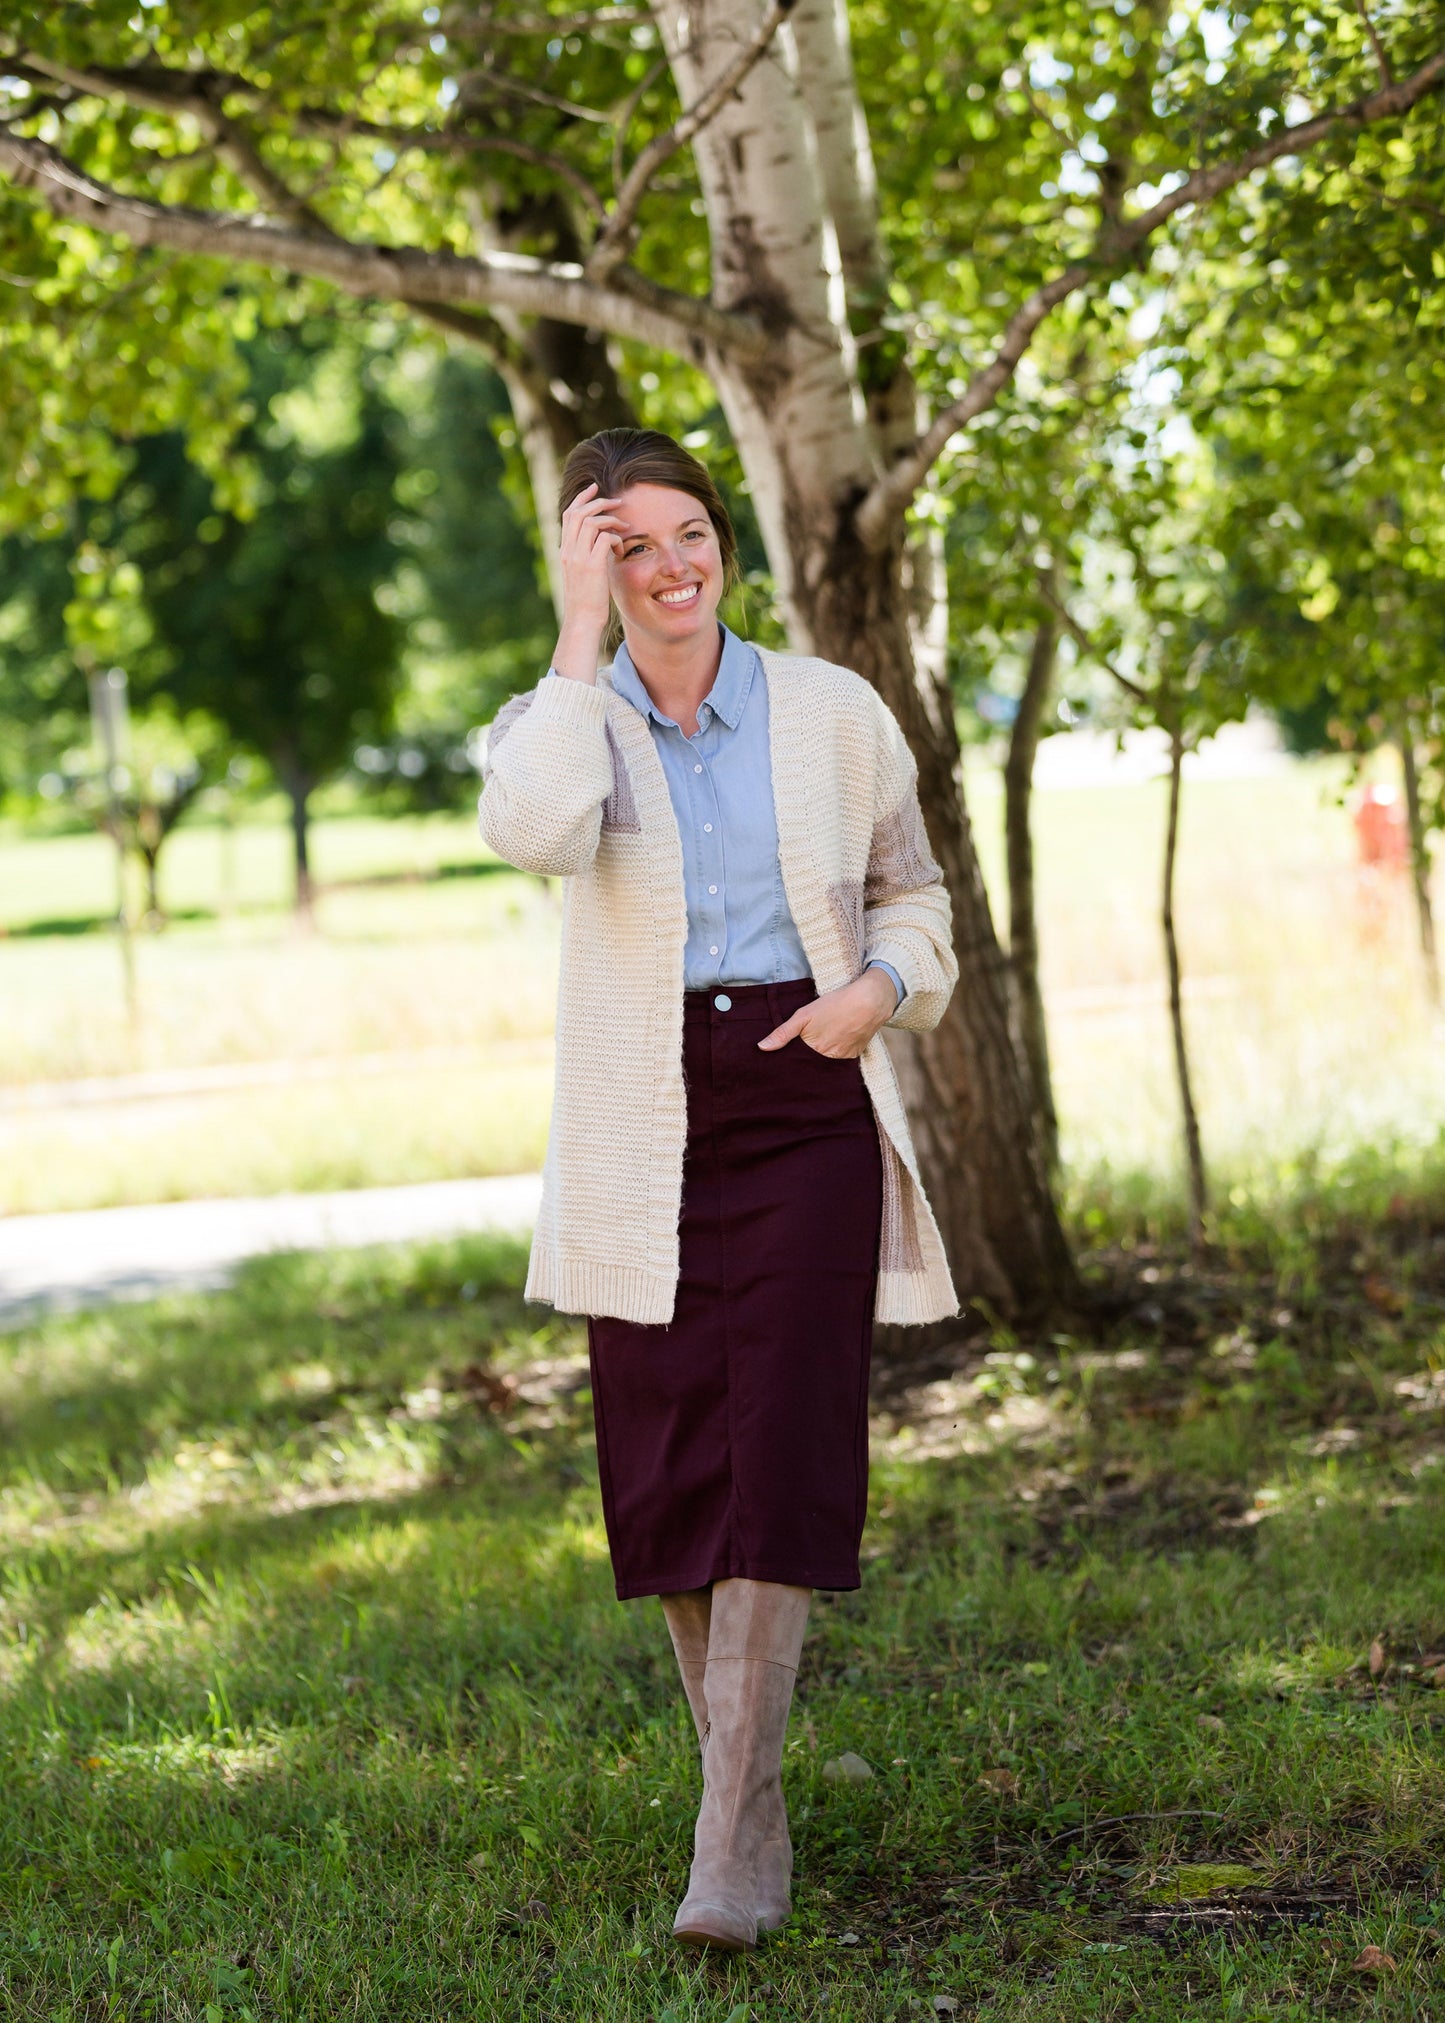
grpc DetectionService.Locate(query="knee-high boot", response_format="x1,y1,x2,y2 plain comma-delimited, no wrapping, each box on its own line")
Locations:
660,1588,801,1932
670,1578,810,1951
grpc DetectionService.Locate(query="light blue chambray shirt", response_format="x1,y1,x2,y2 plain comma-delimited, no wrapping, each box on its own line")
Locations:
599,624,904,1004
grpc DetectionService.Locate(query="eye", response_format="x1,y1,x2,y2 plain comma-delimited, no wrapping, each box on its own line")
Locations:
623,543,647,558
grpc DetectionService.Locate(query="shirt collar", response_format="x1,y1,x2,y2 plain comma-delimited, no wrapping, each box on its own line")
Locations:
610,623,755,731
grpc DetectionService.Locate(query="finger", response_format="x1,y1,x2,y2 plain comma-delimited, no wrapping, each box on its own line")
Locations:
584,523,625,561
563,518,624,561
757,1008,809,1051
575,517,622,545
562,487,621,525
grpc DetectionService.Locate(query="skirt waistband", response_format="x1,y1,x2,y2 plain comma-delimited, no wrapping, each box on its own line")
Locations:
682,977,816,1024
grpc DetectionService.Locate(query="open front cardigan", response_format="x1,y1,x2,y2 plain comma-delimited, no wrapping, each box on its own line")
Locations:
478,648,960,1326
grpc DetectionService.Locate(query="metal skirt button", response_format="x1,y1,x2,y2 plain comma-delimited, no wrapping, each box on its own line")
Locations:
714,994,732,1011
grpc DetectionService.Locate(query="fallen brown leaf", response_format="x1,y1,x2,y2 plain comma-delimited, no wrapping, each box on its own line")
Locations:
1351,1946,1396,1974
1363,1274,1406,1315
453,1364,520,1413
1368,1638,1387,1678
977,1767,1019,1797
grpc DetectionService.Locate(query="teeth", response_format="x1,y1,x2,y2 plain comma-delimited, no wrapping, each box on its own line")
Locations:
657,585,699,604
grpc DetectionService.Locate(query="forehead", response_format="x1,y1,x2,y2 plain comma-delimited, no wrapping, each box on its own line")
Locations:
615,483,711,535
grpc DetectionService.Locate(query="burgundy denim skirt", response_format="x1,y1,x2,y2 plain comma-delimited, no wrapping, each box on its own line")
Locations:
587,978,884,1600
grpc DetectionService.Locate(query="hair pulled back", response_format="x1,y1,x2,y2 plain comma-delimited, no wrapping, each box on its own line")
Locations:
558,428,739,647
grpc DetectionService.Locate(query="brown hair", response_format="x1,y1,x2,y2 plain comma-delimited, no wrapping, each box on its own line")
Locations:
558,427,739,648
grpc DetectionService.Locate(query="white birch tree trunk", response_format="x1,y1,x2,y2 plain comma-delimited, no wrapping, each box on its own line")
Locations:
646,0,1074,1314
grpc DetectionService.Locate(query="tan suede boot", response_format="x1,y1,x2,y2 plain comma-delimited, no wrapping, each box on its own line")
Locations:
672,1579,810,1952
660,1589,711,1744
660,1588,796,1932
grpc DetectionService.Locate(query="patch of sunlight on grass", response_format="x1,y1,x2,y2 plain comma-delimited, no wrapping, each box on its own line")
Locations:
878,1381,1071,1464
1137,1862,1279,1902
89,1734,288,1782
1227,1641,1358,1697
301,1515,435,1580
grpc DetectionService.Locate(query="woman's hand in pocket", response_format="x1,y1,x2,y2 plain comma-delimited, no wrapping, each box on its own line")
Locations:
757,969,898,1059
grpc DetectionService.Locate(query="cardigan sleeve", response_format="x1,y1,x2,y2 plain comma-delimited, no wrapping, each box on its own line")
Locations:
477,675,615,876
860,691,958,1034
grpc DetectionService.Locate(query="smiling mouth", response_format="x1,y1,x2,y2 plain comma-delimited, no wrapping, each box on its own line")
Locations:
655,583,701,607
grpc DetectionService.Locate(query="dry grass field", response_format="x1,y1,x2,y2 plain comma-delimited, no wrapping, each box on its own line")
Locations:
1,754,1440,1218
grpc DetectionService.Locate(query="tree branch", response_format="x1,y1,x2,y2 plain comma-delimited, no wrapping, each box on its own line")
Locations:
443,6,651,36
854,44,1445,548
0,131,769,361
609,52,669,212
1039,580,1150,705
399,295,537,380
585,0,795,281
1355,1,1395,87
456,63,613,124
9,53,610,221
14,50,333,233
303,113,609,221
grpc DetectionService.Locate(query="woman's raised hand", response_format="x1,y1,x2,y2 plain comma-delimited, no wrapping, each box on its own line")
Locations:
552,483,624,682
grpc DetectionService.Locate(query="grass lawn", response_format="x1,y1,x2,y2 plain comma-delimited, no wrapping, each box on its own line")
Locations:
3,1178,1444,2020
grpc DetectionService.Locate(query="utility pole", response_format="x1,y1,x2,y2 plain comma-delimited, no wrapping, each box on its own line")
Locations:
87,664,138,1033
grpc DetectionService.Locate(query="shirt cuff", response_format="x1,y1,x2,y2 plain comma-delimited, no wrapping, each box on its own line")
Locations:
867,959,906,1008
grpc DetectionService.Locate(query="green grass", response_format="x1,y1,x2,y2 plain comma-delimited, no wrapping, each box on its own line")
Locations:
3,1179,1445,2020
0,807,498,935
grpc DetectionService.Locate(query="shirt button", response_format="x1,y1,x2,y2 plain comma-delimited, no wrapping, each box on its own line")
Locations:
693,763,703,773
709,945,719,956
714,993,732,1011
708,884,718,894
703,823,713,833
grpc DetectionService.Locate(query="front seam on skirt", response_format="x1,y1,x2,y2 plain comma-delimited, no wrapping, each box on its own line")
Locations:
586,979,884,1601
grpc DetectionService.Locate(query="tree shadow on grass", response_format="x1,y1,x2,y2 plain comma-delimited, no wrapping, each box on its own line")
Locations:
0,1232,552,1495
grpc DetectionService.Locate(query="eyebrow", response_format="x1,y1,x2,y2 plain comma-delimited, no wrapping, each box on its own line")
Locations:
618,516,709,540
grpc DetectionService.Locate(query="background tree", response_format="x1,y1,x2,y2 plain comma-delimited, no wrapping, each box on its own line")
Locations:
1164,151,1445,1005
1038,441,1255,1250
943,314,1144,1172
116,327,409,915
2,1,1442,1310
0,526,81,803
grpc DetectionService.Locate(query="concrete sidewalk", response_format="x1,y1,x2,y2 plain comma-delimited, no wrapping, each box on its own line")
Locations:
0,1173,543,1326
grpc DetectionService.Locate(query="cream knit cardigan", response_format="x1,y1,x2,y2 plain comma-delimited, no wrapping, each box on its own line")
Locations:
478,648,959,1326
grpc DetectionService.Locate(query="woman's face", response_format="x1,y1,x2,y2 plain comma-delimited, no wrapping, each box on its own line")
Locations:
606,483,725,650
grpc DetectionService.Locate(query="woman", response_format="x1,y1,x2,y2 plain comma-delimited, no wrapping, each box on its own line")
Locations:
479,428,958,1952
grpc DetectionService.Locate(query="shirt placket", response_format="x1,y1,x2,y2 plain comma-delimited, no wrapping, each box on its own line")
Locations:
683,711,727,985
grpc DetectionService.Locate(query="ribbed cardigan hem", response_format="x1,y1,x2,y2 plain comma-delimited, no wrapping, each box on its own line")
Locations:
874,1268,959,1326
524,1254,957,1327
525,1253,677,1325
